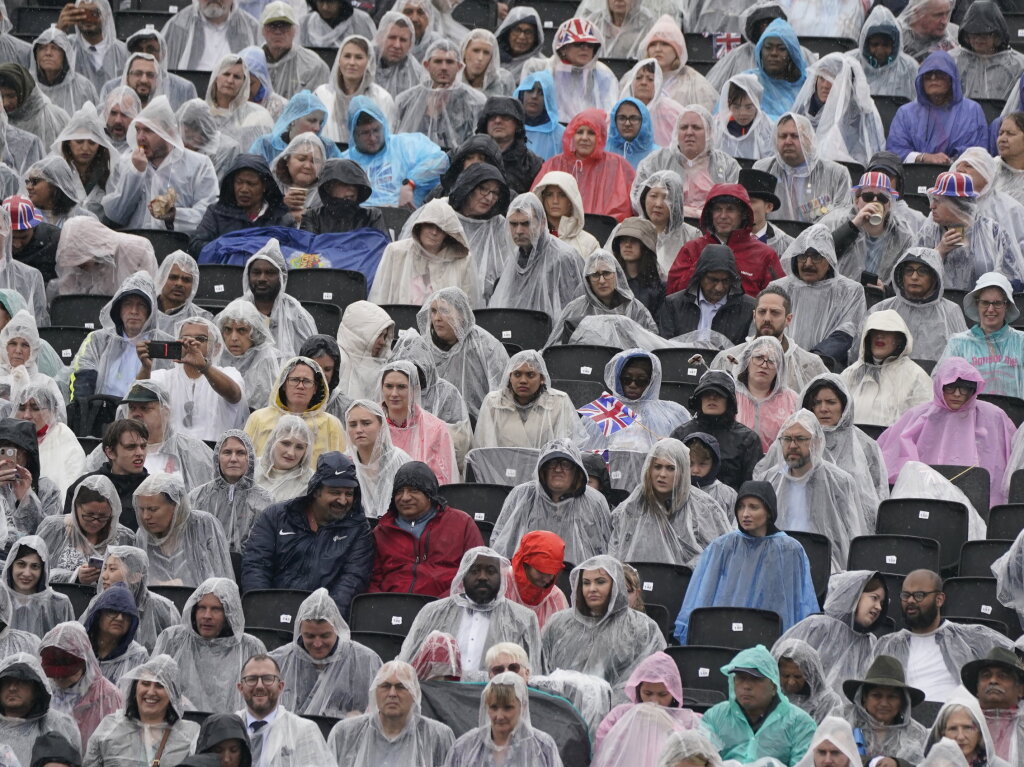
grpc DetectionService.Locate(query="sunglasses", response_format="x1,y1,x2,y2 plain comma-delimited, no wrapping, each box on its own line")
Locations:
858,192,890,204
490,663,522,675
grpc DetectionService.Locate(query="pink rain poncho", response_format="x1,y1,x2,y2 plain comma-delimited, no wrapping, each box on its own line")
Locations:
533,108,636,222
878,356,1015,506
735,336,801,452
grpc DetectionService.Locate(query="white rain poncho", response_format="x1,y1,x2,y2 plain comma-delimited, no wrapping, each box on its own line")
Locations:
777,569,887,695
2,536,75,637
713,74,776,162
204,54,274,151
474,351,584,450
369,198,479,307
372,13,429,94
151,251,213,335
240,240,318,358
547,250,657,346
494,7,546,83
24,154,93,228
898,0,960,62
792,717,861,767
540,555,666,690
991,525,1024,627
37,475,134,583
100,84,140,154
953,0,1024,98
770,639,842,723
215,298,283,411
489,189,585,312
607,438,732,566
921,738,980,766
327,659,456,766
51,100,119,219
576,0,655,58
891,460,987,541
579,349,691,453
102,29,199,110
819,201,915,286
398,546,543,671
188,429,271,553
337,300,396,401
176,98,240,178
952,147,1024,258
0,584,39,660
0,652,80,766
132,473,233,588
65,0,125,90
630,169,701,275
270,588,383,717
28,27,99,117
455,29,515,97
445,671,562,766
102,94,219,232
758,409,866,571
416,287,509,418
151,577,265,713
0,311,45,385
0,88,41,178
927,692,1011,765
529,170,599,260
83,654,200,767
656,731,723,767
0,0,29,69
10,373,82,498
298,2,376,48
83,545,180,654
344,399,412,519
315,35,396,145
40,621,122,745
633,107,742,219
617,57,685,148
542,21,618,117
841,308,933,427
254,414,314,503
263,39,330,101
0,63,69,149
753,113,853,223
162,0,260,72
490,438,612,565
0,192,45,327
849,5,920,101
792,53,885,166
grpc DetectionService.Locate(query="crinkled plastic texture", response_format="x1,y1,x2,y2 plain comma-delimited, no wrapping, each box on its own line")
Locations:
771,638,843,724
849,5,919,101
270,130,326,192
818,200,915,286
747,18,807,121
923,689,1011,765
618,58,684,148
530,170,599,258
455,29,514,96
891,460,987,540
952,147,1024,259
0,310,41,376
514,70,565,162
102,85,140,145
337,300,396,401
879,356,1012,510
393,76,486,154
1,63,70,150
629,169,701,274
51,100,116,181
132,472,234,587
656,731,724,767
177,98,241,176
54,219,157,297
344,399,412,518
126,93,182,151
25,154,88,221
545,22,618,119
388,330,470,432
792,716,861,767
240,239,318,358
116,51,164,108
215,298,282,412
316,34,395,144
2,535,74,637
0,650,80,765
834,669,928,761
0,294,57,376
372,13,428,94
40,620,122,744
713,73,775,162
204,54,273,152
608,438,732,566
153,250,206,335
919,738,973,767
409,629,462,679
898,0,958,61
576,0,654,57
11,370,66,428
607,96,657,169
254,414,314,504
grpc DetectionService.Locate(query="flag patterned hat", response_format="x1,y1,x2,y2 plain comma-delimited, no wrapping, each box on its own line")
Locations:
851,171,899,199
554,18,601,51
927,171,978,199
3,196,42,231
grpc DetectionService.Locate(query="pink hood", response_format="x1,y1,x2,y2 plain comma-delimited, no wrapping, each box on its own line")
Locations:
624,651,685,705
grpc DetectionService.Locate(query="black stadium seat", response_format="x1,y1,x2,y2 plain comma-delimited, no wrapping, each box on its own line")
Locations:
349,593,435,637
876,498,968,573
440,483,512,525
240,589,312,631
543,344,618,383
50,295,111,329
687,607,782,650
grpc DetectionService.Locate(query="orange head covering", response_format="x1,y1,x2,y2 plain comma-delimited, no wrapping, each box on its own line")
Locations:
511,530,566,606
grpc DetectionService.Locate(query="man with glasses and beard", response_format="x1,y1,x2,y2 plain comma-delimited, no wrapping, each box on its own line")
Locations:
875,569,1014,702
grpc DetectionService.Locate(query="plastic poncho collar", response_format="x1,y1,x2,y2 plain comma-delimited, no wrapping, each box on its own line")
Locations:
217,153,282,208
448,546,511,613
607,97,657,168
749,19,807,120
83,582,140,660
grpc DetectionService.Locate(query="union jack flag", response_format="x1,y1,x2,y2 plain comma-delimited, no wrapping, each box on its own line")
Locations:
577,393,637,437
713,33,743,59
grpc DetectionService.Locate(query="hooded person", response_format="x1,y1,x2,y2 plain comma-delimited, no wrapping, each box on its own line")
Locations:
98,28,199,110
253,414,315,503
11,372,83,498
266,132,328,224
340,95,447,207
300,157,387,236
656,732,723,767
298,0,375,48
398,546,542,672
313,37,394,146
82,654,200,766
898,0,960,62
98,85,139,155
28,731,78,767
922,695,1012,767
249,89,342,166
299,334,353,424
886,51,988,162
258,1,331,99
878,356,1014,507
848,5,919,101
617,58,687,148
28,28,98,118
537,17,618,118
0,584,38,662
0,63,69,149
635,15,716,108
53,102,119,220
2,536,74,638
188,429,272,554
629,170,700,275
336,300,396,402
606,96,658,170
792,717,862,767
473,98,541,198
728,335,800,453
530,170,600,259
0,416,63,536
770,639,842,724
952,146,1024,258
680,431,738,513
504,530,568,630
215,299,283,412
513,69,564,162
194,713,252,767
0,652,80,766
740,18,807,122
951,1,1024,100
176,98,241,178
22,155,94,230
607,216,664,317
149,252,212,337
161,0,261,72
370,12,428,95
201,54,274,152
575,0,654,57
494,6,545,82
342,399,412,520
713,74,775,162
239,240,318,358
488,190,585,315
269,587,382,716
0,313,48,388
151,577,266,713
841,308,933,427
132,472,234,587
82,581,147,684
541,555,666,691
0,0,29,69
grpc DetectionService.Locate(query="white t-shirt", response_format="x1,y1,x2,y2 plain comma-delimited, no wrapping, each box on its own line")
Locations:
194,17,231,72
906,626,958,701
778,475,811,532
151,365,248,442
456,607,491,672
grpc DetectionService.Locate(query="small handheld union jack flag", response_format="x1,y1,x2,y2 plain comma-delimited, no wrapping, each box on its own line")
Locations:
577,393,637,437
713,33,743,59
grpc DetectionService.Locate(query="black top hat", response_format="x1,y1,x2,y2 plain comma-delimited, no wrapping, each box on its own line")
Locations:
739,168,781,210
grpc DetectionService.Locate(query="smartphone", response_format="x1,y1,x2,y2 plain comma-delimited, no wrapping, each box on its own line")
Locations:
147,341,184,360
0,448,15,460
88,557,104,570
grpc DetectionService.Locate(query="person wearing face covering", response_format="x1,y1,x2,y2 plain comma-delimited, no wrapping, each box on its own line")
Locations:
300,157,387,235
504,530,568,630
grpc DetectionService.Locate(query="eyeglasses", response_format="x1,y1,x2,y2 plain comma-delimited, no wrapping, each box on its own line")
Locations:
615,114,641,125
977,299,1009,310
858,192,890,204
490,663,523,675
23,177,44,186
587,270,615,282
941,383,977,396
795,252,825,263
751,355,776,368
779,435,811,445
240,674,281,686
79,511,112,523
899,590,940,602
620,375,650,386
180,334,209,344
546,458,574,471
286,377,315,388
901,265,931,276
473,186,501,200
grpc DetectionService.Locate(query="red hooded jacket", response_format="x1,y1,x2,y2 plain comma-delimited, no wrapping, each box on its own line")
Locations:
666,183,784,297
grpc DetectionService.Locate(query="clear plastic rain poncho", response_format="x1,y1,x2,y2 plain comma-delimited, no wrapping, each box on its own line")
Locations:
40,620,122,745
298,0,376,48
100,84,140,154
83,654,199,767
24,154,92,228
269,130,327,202
161,0,260,71
0,584,38,661
0,203,45,328
491,438,612,564
952,147,1024,257
270,587,382,717
495,7,546,83
924,691,1012,766
204,54,274,151
109,51,164,114
151,577,265,713
37,475,133,583
2,535,74,637
473,351,584,450
0,98,37,183
629,169,701,275
215,298,282,412
575,0,654,58
898,0,959,62
445,671,562,766
327,659,456,767
151,251,212,336
920,738,977,767
0,651,80,766
777,569,887,695
792,717,862,767
0,62,69,149
541,555,666,689
488,192,585,317
28,27,98,119
51,100,119,219
10,372,82,498
176,98,240,179
455,29,515,97
337,300,396,401
188,429,271,553
617,58,684,149
0,311,44,384
545,18,618,117
656,731,723,767
530,170,600,259
398,546,543,672
344,399,412,519
713,74,775,162
81,582,148,686
315,35,395,145
792,53,885,165
254,414,315,504
635,15,717,109
372,13,428,95
113,28,198,109
416,287,509,418
770,638,842,723
239,240,318,358
819,194,916,288
891,460,987,540
132,473,233,588
0,0,29,70
848,5,919,101
607,438,732,566
65,0,124,91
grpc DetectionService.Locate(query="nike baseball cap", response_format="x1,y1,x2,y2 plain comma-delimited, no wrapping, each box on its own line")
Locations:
308,451,359,490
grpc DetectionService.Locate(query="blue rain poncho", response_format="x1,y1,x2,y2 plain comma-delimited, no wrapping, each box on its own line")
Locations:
700,645,817,765
514,70,564,162
848,5,919,101
744,18,807,121
341,95,448,207
248,89,341,165
886,51,988,161
607,97,658,169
